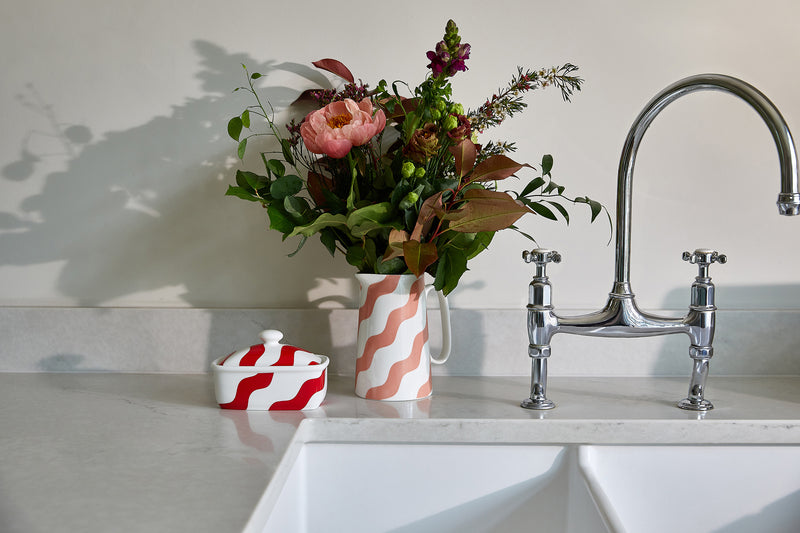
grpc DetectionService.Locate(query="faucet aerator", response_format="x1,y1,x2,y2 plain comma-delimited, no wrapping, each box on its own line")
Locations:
778,193,800,215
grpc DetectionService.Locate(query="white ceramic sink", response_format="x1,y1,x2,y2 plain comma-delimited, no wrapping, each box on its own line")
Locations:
256,442,608,533
243,420,800,533
583,445,800,533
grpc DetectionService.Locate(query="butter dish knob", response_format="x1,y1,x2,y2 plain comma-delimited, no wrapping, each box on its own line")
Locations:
259,329,284,345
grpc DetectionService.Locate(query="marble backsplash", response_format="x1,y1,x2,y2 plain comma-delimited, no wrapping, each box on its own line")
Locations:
1,307,798,377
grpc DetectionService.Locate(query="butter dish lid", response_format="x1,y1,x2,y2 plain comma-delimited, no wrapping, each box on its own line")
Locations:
217,330,321,367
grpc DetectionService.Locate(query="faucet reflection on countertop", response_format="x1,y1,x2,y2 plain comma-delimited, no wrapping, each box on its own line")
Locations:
522,74,800,412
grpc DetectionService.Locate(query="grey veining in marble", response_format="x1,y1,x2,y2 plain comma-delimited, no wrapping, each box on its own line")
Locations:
1,373,798,533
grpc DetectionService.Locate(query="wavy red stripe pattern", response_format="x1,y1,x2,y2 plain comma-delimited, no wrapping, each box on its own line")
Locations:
239,344,266,366
274,345,300,366
219,373,274,410
269,372,326,410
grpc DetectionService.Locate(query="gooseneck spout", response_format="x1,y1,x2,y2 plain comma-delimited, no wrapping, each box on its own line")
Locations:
522,74,799,412
614,74,800,292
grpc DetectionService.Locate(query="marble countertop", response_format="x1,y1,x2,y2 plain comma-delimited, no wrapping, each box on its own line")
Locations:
1,373,799,533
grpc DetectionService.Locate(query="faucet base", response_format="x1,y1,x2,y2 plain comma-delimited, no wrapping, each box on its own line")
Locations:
677,397,714,411
521,397,556,410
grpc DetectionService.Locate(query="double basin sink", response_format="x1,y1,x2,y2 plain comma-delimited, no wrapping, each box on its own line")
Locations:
241,418,800,533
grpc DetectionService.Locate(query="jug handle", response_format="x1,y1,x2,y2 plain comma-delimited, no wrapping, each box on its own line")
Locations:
425,285,451,364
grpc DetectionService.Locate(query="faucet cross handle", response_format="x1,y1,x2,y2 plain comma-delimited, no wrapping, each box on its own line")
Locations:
682,248,727,265
523,249,561,278
523,248,562,265
682,248,727,277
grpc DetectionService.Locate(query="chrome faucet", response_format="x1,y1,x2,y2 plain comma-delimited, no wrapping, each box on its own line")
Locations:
522,74,800,411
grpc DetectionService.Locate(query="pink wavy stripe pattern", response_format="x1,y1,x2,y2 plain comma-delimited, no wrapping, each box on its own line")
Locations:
358,275,401,326
269,372,326,410
218,373,274,410
365,328,428,400
416,378,432,399
355,279,423,376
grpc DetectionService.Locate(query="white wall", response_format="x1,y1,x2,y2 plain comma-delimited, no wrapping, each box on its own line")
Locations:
2,0,799,311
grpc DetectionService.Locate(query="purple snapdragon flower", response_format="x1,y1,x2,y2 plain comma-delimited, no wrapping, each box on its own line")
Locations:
426,20,471,77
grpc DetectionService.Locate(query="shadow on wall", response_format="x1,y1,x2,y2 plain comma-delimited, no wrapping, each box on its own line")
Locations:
1,40,360,308
0,40,375,368
0,43,492,373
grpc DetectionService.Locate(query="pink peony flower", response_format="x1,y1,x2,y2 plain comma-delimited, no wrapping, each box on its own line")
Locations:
300,98,386,159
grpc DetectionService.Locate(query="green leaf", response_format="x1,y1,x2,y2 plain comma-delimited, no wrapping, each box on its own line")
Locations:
433,247,468,296
266,159,285,178
403,240,438,278
284,196,310,222
541,154,554,175
526,201,558,221
280,139,295,166
509,224,538,245
399,185,424,210
287,235,308,257
237,169,268,191
576,196,604,222
346,245,366,270
227,116,243,141
346,159,358,210
345,239,378,271
270,174,303,200
241,109,251,129
465,231,494,260
251,72,262,79
237,138,248,160
363,239,377,271
346,202,397,238
267,204,296,235
546,200,570,224
588,199,603,222
519,177,546,197
320,229,338,257
445,231,495,261
389,180,413,207
288,213,348,238
225,185,259,201
543,180,565,195
376,256,407,275
235,170,251,190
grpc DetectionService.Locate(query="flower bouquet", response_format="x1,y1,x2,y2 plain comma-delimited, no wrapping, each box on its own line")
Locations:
227,20,605,295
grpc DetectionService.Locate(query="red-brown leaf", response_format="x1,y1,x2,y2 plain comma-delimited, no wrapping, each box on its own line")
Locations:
469,154,532,182
291,88,320,105
312,58,355,84
410,191,444,241
446,189,529,233
448,139,477,179
307,171,334,208
403,240,438,277
382,229,410,261
381,97,420,121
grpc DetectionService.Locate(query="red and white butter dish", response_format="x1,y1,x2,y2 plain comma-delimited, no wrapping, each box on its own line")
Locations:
212,330,328,410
